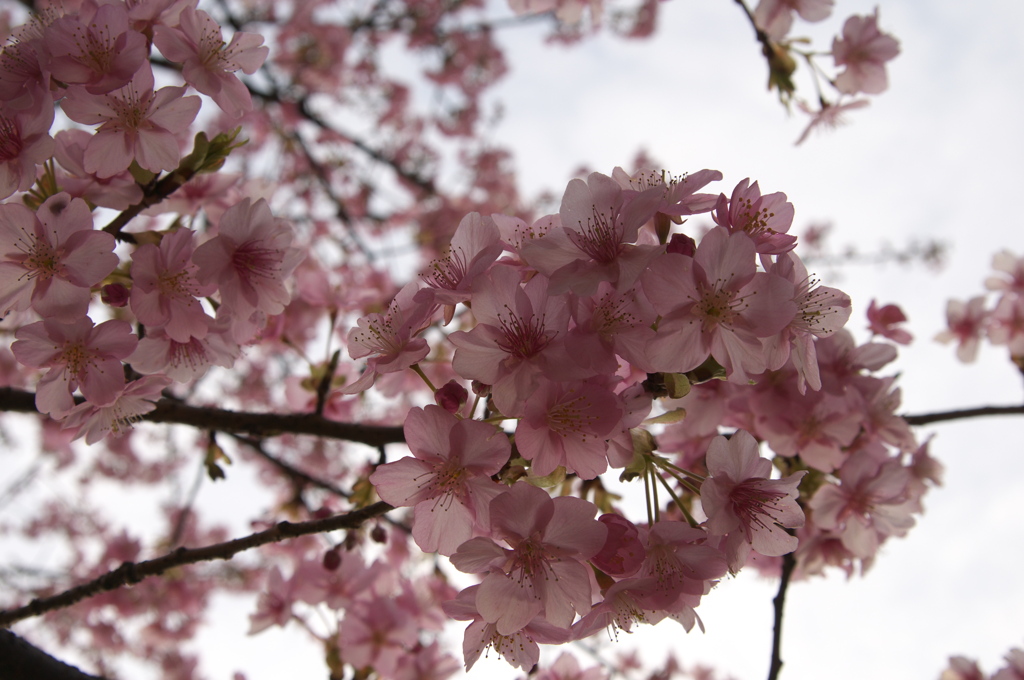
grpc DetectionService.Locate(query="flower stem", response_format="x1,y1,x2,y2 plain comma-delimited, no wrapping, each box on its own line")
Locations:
410,363,437,392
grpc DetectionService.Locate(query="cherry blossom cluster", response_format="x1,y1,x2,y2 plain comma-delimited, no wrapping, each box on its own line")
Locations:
334,166,938,669
0,0,308,442
936,250,1024,365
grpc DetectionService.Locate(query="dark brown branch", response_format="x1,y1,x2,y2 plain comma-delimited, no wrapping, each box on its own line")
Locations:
767,552,796,680
902,404,1024,426
0,629,107,680
0,388,405,447
0,501,393,628
100,167,197,243
231,433,351,498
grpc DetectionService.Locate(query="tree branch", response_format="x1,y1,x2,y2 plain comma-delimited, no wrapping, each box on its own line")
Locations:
0,629,108,680
767,552,796,680
902,404,1024,426
0,501,393,628
0,388,405,447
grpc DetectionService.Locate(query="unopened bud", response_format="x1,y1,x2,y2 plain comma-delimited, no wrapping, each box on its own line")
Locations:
101,283,130,307
435,380,469,414
370,525,387,544
667,233,697,257
322,547,342,571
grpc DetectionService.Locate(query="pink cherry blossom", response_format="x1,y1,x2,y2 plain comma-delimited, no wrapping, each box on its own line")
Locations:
192,197,304,322
935,296,988,363
514,378,623,479
448,266,585,416
247,566,296,634
61,375,171,444
590,513,646,578
795,98,870,145
442,585,569,671
832,8,900,95
985,249,1024,295
993,649,1024,680
752,0,834,41
642,227,797,382
866,299,912,344
566,281,659,374
130,227,215,342
53,128,144,210
0,192,118,322
128,324,239,383
610,167,723,217
762,250,852,392
418,211,503,307
43,2,148,94
521,171,664,295
369,405,510,555
808,450,915,559
699,430,806,570
634,521,728,627
342,282,437,394
450,483,607,633
712,178,796,255
536,652,608,680
0,87,55,200
338,597,419,678
154,6,269,118
11,317,138,417
60,64,201,178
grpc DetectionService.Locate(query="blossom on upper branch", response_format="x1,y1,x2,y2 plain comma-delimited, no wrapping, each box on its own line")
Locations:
752,0,834,41
154,6,269,118
521,171,663,295
642,227,797,382
43,2,148,94
61,65,201,177
832,8,900,95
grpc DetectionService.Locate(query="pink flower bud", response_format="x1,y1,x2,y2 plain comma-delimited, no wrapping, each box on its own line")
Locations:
322,547,341,571
435,379,469,414
102,283,130,307
667,233,697,256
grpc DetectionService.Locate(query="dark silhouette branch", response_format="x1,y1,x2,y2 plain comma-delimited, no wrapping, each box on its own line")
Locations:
0,388,405,447
767,551,796,680
0,501,393,628
0,629,108,680
902,404,1024,426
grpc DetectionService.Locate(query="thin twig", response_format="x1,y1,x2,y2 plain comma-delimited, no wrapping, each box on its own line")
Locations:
0,501,393,627
768,551,796,680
